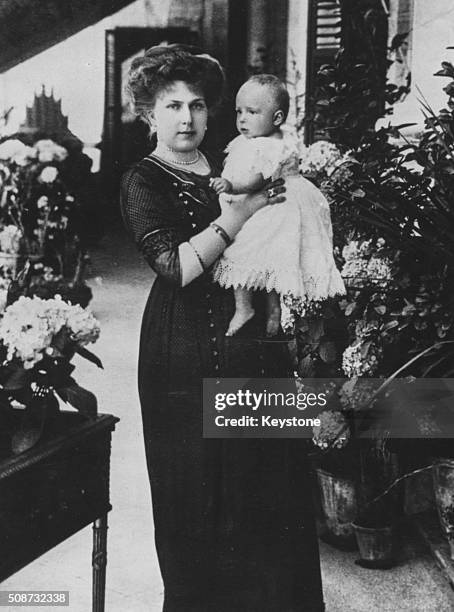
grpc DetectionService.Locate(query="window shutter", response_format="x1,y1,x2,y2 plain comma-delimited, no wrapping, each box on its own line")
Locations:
305,0,341,143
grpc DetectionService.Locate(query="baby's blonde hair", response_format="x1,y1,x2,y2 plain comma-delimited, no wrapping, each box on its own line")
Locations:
246,74,290,121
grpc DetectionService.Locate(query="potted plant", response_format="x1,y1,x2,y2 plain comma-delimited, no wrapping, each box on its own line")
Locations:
308,404,356,548
0,138,93,309
312,377,401,564
0,294,102,455
286,26,454,560
351,438,399,569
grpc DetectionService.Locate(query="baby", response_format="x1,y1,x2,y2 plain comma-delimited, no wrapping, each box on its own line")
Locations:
211,74,345,337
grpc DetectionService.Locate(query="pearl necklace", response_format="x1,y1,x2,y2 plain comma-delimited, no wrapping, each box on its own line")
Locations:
154,144,200,166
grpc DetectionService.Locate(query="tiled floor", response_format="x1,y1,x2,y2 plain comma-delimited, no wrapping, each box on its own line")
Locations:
2,228,454,611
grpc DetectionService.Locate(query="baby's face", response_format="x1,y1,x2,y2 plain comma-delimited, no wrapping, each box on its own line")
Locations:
235,82,279,138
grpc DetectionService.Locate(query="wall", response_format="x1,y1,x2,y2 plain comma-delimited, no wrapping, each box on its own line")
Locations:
286,0,309,133
389,0,454,133
0,0,229,149
284,0,454,137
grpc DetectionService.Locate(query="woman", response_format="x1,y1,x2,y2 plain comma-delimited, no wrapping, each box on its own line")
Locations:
121,44,325,611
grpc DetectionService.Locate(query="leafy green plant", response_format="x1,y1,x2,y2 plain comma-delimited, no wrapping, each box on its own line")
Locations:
312,48,454,379
303,43,454,535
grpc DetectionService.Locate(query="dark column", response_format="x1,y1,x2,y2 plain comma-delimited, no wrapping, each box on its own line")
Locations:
266,0,289,79
247,0,268,72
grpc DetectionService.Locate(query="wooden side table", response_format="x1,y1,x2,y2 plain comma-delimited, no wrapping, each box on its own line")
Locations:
0,412,119,612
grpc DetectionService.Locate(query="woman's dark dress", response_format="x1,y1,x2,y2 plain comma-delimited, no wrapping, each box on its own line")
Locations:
121,154,325,612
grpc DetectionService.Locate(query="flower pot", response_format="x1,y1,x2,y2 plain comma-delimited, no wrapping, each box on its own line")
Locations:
11,390,60,455
432,458,454,560
0,252,22,275
316,468,357,549
352,523,395,569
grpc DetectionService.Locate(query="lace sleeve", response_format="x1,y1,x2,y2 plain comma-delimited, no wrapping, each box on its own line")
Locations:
120,167,183,285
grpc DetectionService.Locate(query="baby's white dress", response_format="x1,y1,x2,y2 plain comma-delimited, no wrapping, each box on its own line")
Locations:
212,131,346,303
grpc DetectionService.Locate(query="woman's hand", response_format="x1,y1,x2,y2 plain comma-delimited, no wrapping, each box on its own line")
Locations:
184,180,285,285
231,178,286,221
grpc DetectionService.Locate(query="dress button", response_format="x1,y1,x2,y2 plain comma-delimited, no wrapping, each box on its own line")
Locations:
173,182,178,187
260,368,265,375
214,364,219,371
213,350,218,356
208,309,212,314
211,337,216,342
191,223,196,229
178,192,183,197
209,322,215,328
188,210,194,216
184,199,189,204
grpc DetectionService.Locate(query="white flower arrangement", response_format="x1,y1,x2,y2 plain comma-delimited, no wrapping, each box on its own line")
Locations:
38,166,59,183
299,140,349,178
0,295,100,369
0,138,67,165
312,409,350,449
0,225,22,253
342,341,381,377
34,139,68,163
341,239,392,286
0,139,37,166
366,257,393,282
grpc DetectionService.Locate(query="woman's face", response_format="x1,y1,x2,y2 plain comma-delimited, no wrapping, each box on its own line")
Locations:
149,81,208,152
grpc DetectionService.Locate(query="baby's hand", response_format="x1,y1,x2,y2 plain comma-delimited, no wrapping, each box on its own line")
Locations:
209,177,233,194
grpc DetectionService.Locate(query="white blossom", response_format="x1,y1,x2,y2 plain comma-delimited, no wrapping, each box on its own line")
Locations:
312,410,350,449
0,139,28,160
34,140,68,163
341,258,368,282
366,257,392,283
341,239,391,286
342,342,380,377
38,166,59,183
0,295,100,368
0,225,22,253
280,300,295,332
12,146,37,166
37,195,49,209
299,140,344,177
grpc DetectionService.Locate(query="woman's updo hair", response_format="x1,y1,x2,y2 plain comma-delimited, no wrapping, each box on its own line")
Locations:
127,44,225,119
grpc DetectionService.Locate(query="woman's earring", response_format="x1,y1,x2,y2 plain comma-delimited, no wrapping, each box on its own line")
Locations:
146,112,156,133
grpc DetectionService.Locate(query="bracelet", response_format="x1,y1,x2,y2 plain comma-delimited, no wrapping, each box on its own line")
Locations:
209,222,233,246
188,240,207,272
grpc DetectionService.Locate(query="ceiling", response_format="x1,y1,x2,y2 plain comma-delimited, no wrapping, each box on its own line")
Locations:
0,0,136,73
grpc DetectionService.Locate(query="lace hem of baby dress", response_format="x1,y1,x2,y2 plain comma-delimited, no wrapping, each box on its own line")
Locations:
212,258,346,302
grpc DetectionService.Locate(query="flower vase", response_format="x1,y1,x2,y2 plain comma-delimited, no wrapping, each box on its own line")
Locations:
316,467,358,549
11,387,60,455
432,458,454,560
352,523,395,569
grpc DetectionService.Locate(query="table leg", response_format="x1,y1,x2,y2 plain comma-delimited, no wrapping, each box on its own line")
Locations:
92,515,108,612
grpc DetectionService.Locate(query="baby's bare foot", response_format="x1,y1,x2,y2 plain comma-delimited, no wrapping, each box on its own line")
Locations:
225,307,255,336
266,308,281,337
